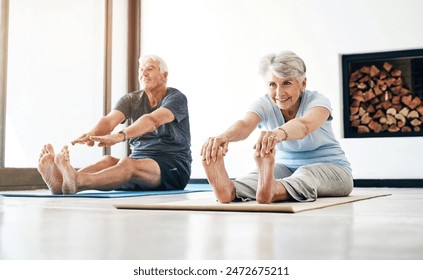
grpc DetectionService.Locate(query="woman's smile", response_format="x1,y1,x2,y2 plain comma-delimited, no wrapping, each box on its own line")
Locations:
276,96,291,102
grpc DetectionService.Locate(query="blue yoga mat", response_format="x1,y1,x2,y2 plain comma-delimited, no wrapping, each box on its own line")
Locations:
0,184,213,198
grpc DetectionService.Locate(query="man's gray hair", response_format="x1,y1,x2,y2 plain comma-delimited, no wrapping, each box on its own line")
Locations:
258,51,306,82
139,54,169,74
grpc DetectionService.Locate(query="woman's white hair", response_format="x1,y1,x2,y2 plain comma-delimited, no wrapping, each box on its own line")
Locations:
139,54,169,74
258,51,306,82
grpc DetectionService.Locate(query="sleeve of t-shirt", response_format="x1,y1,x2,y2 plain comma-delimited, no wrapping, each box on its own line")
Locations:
305,91,333,121
161,89,188,123
248,96,272,128
113,94,132,121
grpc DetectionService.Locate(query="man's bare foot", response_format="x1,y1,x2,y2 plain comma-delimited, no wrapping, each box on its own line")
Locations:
202,147,236,203
37,144,63,195
54,145,78,194
254,149,288,204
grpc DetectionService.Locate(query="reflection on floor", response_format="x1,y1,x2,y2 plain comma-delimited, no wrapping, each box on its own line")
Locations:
0,187,422,260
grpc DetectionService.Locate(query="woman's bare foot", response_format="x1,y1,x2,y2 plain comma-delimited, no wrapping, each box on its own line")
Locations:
254,148,288,204
37,144,63,195
202,147,236,203
54,145,78,194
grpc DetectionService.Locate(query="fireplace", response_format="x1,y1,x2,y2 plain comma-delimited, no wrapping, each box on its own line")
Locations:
341,49,423,138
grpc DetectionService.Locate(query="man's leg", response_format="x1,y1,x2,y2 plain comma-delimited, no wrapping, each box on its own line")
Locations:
78,155,120,173
254,149,290,204
37,144,63,194
55,145,161,194
202,147,236,203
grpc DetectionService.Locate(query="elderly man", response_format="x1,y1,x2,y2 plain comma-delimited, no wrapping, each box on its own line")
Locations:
38,55,192,194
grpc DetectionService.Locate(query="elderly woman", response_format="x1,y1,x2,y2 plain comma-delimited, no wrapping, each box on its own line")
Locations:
201,51,353,204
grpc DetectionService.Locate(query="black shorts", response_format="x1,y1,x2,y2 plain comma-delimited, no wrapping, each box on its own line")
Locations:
120,154,191,191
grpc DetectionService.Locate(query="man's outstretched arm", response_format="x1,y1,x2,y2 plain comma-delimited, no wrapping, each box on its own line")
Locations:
89,107,175,147
71,110,125,146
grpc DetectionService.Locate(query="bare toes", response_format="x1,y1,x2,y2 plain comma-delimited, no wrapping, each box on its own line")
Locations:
55,146,77,194
37,145,63,195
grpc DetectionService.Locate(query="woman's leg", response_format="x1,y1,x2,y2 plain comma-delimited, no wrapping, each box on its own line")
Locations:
202,147,236,203
254,149,291,203
233,154,294,203
281,163,353,202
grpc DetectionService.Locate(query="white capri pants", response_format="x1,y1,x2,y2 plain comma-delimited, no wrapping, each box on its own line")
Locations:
233,163,353,202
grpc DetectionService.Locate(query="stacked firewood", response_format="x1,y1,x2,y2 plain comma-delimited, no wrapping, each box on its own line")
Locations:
349,62,423,133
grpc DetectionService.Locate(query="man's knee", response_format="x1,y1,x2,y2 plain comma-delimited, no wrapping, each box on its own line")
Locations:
117,157,136,172
99,155,119,166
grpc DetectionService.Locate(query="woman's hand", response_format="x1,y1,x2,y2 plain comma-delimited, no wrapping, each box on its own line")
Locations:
201,137,229,165
89,133,124,147
254,129,284,157
71,133,95,146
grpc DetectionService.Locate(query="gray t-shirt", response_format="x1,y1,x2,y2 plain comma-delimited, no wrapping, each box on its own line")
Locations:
114,87,192,164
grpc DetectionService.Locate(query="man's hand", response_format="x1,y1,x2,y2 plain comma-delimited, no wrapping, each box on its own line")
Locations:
90,133,124,147
71,133,95,146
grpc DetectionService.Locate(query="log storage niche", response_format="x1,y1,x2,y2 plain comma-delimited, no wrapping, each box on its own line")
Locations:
342,49,423,138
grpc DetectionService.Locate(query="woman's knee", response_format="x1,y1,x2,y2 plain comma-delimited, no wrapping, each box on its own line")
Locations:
342,175,354,196
301,163,353,197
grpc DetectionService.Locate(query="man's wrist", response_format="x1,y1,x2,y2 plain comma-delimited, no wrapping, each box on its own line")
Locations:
118,130,128,142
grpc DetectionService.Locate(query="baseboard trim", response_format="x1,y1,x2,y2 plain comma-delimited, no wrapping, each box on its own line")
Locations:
189,178,423,188
188,178,209,184
1,171,422,191
0,168,46,191
352,179,423,188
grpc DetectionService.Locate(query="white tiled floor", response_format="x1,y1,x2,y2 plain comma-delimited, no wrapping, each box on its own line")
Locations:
0,187,422,260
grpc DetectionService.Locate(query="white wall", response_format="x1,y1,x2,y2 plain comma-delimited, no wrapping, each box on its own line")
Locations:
141,0,423,179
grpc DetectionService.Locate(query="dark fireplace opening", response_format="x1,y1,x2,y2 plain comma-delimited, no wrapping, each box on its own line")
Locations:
341,49,423,138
